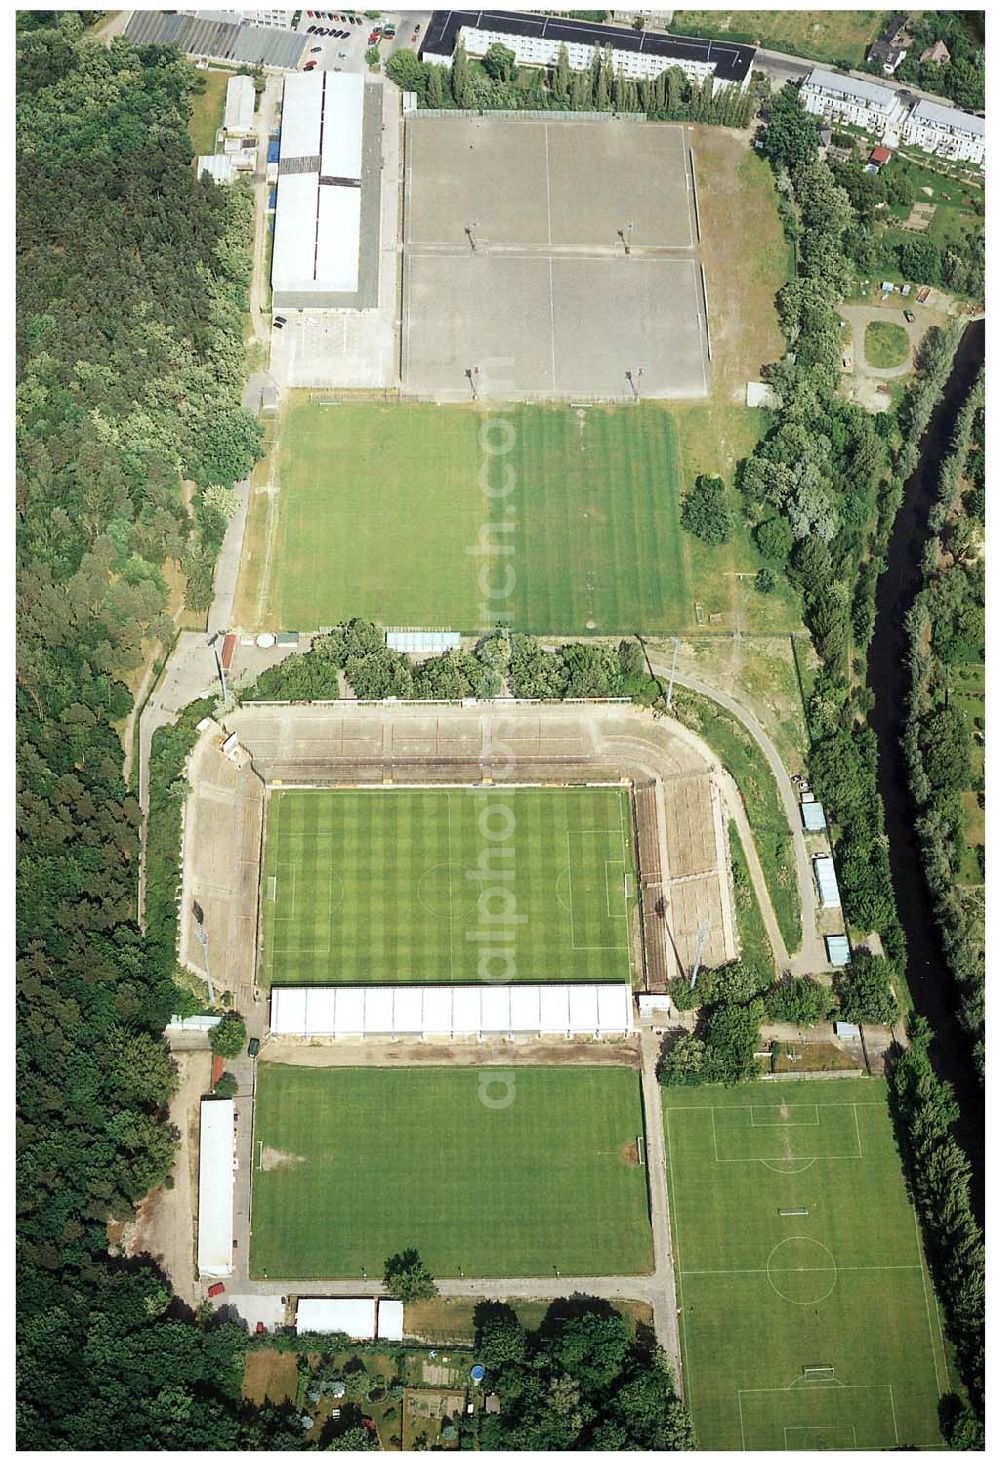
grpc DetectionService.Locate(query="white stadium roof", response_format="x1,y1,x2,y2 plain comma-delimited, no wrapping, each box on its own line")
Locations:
269,984,635,1038
377,1299,404,1341
271,71,365,298
813,854,842,910
197,1100,234,1277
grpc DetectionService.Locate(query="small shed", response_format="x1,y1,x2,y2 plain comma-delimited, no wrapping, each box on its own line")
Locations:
813,854,842,910
485,1394,501,1415
834,1021,861,1040
801,799,827,832
197,153,237,184
870,144,892,168
825,934,852,966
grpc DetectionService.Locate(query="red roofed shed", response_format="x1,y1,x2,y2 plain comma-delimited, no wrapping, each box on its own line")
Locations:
870,145,892,167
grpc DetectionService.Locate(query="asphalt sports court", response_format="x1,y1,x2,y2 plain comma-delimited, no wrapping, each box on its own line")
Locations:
663,1077,948,1450
402,114,708,400
250,1064,653,1278
259,785,637,985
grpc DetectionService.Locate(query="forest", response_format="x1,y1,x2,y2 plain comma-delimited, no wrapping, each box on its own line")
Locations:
903,376,985,1077
15,17,289,1448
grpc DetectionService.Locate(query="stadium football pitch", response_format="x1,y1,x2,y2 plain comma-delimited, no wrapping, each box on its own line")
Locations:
663,1077,948,1450
259,399,692,633
260,786,636,986
250,1065,653,1279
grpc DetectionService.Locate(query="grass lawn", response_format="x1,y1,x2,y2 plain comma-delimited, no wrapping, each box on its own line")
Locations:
403,1295,653,1345
673,10,886,66
670,686,801,953
238,397,807,636
188,69,231,157
260,786,637,985
663,1076,948,1450
250,1065,653,1278
728,820,776,980
865,321,910,369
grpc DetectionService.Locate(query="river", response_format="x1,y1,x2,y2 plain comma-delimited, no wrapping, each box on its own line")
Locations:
866,317,985,1215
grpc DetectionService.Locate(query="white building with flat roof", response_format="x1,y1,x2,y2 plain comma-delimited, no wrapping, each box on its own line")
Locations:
197,153,238,183
271,70,365,306
813,854,842,911
269,983,635,1040
297,1298,378,1337
224,73,256,135
801,68,907,142
901,98,985,167
197,1099,235,1277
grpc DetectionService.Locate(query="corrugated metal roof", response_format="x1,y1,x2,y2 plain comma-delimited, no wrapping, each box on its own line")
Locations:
825,934,852,966
198,153,237,183
124,10,306,69
834,1020,861,1039
270,984,635,1037
197,1100,234,1276
813,855,842,910
377,1300,404,1341
801,799,827,832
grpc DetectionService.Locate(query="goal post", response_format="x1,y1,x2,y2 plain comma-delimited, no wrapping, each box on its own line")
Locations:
802,1366,835,1382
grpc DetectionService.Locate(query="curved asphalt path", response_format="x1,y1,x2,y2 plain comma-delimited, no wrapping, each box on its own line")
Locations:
646,659,825,975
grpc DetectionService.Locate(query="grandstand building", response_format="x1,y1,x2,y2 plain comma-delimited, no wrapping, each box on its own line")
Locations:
271,70,380,308
420,9,756,93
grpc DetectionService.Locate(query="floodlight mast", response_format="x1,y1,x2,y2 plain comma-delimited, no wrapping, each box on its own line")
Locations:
466,365,480,401
689,920,710,990
465,218,479,253
194,918,217,1006
625,366,643,401
208,633,228,702
665,635,681,709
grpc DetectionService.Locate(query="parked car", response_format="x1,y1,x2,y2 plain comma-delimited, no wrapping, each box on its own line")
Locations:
338,50,348,58
310,45,322,52
248,1037,261,1058
255,1322,265,1335
207,1283,226,1298
903,309,916,323
410,31,417,42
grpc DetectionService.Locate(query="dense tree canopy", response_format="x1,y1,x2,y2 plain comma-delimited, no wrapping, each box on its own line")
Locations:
16,22,283,1449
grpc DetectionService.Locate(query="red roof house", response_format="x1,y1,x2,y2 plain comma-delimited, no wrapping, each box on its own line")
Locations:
870,145,892,167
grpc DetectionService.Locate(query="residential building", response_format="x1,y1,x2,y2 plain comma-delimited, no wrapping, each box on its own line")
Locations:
801,68,908,141
901,98,985,166
919,39,950,66
867,11,910,75
420,10,756,94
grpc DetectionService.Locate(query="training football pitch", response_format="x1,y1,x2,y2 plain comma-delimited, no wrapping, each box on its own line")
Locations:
663,1077,948,1450
260,786,636,985
252,400,692,633
250,1065,653,1278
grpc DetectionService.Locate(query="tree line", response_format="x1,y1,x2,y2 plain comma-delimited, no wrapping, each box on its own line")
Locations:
387,39,759,126
16,18,295,1448
903,375,984,1078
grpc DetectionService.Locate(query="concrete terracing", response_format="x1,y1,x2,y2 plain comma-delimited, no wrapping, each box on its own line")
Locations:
186,699,738,985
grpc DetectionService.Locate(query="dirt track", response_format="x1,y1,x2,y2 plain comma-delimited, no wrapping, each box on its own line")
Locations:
262,1035,642,1068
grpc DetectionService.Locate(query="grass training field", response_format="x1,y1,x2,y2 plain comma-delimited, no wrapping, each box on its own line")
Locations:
663,1077,948,1450
239,396,802,636
250,1065,653,1278
260,786,636,985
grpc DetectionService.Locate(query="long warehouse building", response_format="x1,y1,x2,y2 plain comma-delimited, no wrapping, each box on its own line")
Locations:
271,70,365,306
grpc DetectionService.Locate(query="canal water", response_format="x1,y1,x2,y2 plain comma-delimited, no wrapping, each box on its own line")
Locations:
866,317,985,1215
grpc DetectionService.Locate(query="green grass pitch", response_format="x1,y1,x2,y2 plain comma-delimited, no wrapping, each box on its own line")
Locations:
268,399,691,633
663,1077,948,1450
260,785,637,986
250,1065,653,1278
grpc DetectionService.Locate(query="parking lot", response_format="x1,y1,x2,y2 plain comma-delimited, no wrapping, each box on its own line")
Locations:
295,9,431,75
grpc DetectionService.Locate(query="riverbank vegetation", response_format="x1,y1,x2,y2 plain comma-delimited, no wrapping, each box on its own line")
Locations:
16,18,288,1449
754,82,982,1439
903,374,984,1077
